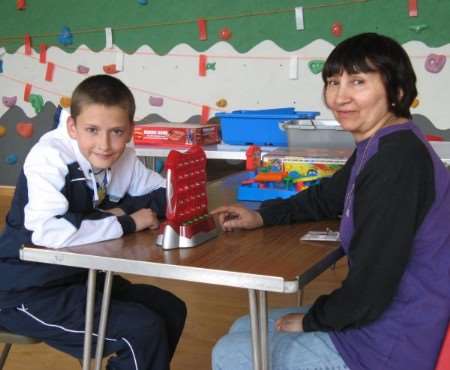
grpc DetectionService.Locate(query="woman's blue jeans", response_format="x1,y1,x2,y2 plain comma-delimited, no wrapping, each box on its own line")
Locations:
212,306,348,370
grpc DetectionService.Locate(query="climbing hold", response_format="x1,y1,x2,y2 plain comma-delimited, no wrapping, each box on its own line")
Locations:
58,26,73,46
409,24,428,33
77,65,90,74
2,96,17,108
216,99,227,108
206,62,216,71
331,22,343,37
411,98,420,108
60,96,71,108
219,27,232,41
103,64,119,74
308,60,325,74
5,154,17,165
29,94,44,113
16,0,26,10
16,122,33,138
425,54,446,73
149,96,164,107
0,125,6,137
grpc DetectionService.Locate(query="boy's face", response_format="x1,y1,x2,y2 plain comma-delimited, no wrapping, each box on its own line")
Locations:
67,104,133,169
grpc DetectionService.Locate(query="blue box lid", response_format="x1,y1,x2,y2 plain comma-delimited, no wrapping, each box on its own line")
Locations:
215,107,320,120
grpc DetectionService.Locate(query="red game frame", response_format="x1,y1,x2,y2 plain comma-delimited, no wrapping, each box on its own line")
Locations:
156,145,218,249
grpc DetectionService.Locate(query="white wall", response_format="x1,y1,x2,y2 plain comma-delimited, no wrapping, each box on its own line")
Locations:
1,40,449,128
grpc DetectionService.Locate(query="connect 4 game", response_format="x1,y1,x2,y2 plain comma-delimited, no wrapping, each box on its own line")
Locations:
156,145,218,249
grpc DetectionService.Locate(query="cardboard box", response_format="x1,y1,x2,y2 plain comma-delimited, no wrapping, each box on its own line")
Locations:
133,122,220,147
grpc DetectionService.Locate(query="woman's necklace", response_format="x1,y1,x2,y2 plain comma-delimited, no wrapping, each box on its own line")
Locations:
343,134,375,217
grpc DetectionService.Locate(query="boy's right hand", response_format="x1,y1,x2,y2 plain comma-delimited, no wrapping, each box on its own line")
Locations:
130,208,160,231
211,204,263,232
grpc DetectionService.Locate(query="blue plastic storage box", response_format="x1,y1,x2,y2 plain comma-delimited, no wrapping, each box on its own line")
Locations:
215,107,320,146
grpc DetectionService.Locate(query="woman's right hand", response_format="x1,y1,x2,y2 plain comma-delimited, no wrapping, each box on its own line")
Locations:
211,204,264,231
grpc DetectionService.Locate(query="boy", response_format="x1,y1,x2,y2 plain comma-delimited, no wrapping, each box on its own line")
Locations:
0,75,186,370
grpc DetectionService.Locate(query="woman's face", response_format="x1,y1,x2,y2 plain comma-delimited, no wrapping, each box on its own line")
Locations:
324,70,398,142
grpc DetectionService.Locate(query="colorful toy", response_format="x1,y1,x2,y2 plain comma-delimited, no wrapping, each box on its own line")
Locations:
237,149,342,201
245,145,261,172
156,145,218,249
237,167,323,202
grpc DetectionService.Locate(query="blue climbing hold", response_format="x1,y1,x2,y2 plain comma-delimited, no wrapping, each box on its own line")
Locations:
5,154,17,165
58,26,73,46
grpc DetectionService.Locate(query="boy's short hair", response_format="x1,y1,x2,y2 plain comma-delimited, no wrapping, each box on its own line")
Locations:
70,75,136,122
322,33,417,119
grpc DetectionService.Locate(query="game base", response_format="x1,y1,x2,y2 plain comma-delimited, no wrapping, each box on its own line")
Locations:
156,215,218,250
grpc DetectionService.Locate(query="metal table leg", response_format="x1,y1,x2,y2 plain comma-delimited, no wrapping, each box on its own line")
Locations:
94,271,114,370
258,291,269,370
249,289,261,370
248,289,270,370
83,269,97,370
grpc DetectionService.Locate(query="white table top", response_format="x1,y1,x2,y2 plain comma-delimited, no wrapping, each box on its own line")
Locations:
134,141,450,165
134,143,281,160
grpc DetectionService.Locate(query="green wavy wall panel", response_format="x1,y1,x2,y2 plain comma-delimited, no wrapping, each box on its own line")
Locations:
1,0,449,54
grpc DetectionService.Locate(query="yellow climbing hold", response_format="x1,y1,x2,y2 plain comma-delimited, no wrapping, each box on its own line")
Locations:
0,125,6,137
216,98,228,108
411,98,420,108
60,96,72,108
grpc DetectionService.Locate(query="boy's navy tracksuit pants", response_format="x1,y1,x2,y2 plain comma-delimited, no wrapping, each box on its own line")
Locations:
0,273,187,370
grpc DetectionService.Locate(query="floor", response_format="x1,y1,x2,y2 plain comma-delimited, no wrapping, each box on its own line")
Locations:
0,181,347,370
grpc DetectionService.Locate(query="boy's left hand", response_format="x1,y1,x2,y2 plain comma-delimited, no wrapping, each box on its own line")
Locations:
130,208,160,231
276,313,305,332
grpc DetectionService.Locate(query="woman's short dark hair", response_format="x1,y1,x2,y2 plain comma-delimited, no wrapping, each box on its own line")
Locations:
322,33,417,119
71,75,136,122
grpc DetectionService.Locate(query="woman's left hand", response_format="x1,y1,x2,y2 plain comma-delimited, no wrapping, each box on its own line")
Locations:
276,313,305,332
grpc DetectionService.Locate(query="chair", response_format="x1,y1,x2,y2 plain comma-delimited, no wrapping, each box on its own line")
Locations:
435,323,450,370
0,329,41,370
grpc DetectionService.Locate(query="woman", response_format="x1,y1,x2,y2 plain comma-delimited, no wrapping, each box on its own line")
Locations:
211,33,450,370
